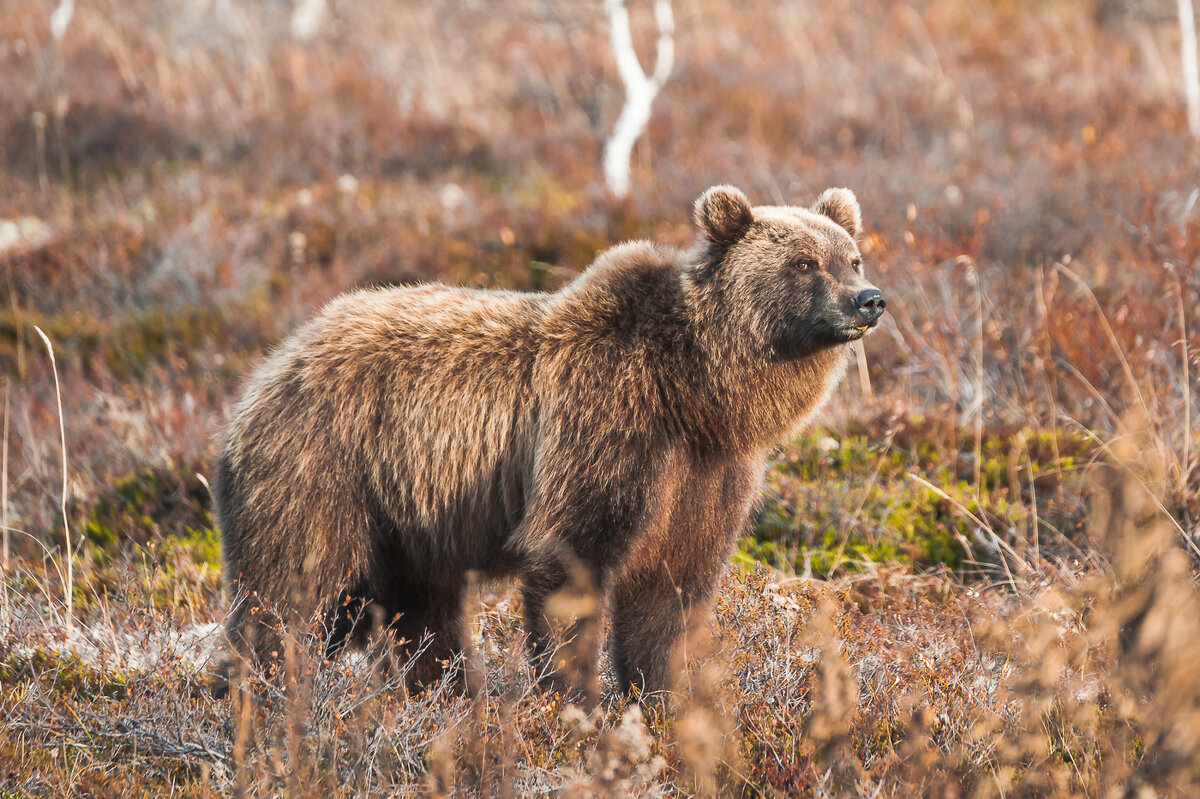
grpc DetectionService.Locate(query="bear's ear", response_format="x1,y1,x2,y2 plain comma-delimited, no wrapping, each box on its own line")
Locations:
694,185,753,246
812,188,861,238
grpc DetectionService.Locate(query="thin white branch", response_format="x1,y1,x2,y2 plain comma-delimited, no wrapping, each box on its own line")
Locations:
291,0,327,41
1180,0,1200,138
650,0,675,86
604,0,675,199
50,0,75,41
608,0,645,93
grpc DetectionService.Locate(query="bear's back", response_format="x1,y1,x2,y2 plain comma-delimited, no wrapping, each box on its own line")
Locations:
223,284,549,570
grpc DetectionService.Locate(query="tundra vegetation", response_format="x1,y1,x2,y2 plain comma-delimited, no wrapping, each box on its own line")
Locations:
1,0,1198,796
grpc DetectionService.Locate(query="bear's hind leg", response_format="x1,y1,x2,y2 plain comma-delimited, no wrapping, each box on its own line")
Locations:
215,449,373,695
321,583,375,661
521,553,605,701
372,578,466,693
213,596,288,697
521,557,569,685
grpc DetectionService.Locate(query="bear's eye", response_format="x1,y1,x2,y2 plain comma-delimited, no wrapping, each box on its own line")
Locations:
852,257,863,270
795,259,818,271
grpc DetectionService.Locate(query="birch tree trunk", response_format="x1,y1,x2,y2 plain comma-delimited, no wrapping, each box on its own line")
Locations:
1180,0,1200,137
604,0,674,199
50,0,75,40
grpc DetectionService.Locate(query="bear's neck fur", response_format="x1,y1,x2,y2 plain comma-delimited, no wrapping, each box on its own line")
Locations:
549,240,851,457
678,261,849,455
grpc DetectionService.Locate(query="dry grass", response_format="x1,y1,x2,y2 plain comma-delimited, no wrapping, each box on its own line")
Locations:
1,0,1199,795
3,452,1196,796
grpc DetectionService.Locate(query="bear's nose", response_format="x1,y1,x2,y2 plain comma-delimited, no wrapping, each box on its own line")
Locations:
855,289,887,320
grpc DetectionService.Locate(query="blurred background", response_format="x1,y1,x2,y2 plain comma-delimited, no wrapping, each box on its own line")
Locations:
1,0,1197,574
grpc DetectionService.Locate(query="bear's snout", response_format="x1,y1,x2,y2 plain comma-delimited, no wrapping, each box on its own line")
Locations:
854,288,887,324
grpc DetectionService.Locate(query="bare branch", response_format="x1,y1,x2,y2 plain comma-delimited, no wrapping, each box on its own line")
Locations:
292,0,328,41
650,0,675,87
607,0,646,94
50,0,75,41
1181,0,1200,137
604,0,675,199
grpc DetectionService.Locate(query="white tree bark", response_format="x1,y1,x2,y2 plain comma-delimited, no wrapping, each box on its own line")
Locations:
50,0,75,40
292,0,328,41
1180,0,1200,138
604,0,674,199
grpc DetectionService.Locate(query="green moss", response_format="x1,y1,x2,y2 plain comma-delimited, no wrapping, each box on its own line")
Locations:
743,423,1097,577
164,525,222,569
83,463,213,555
69,461,224,611
0,297,278,380
2,650,128,700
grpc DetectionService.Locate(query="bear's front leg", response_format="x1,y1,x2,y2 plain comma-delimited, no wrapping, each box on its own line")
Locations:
607,457,762,705
512,428,675,702
607,569,693,702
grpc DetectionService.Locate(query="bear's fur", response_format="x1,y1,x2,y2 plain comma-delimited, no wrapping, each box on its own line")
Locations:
214,185,885,699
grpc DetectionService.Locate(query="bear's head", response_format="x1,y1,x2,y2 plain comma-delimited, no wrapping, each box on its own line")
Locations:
688,185,886,359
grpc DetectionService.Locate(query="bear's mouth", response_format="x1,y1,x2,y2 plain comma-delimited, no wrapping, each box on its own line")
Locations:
850,320,877,335
837,320,877,342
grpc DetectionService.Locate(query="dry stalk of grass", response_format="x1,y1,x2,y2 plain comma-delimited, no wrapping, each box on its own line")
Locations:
2,379,8,573
801,595,863,795
1,378,8,618
939,415,1200,798
32,325,72,632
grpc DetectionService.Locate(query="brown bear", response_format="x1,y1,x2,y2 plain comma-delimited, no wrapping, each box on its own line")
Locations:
214,185,886,699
